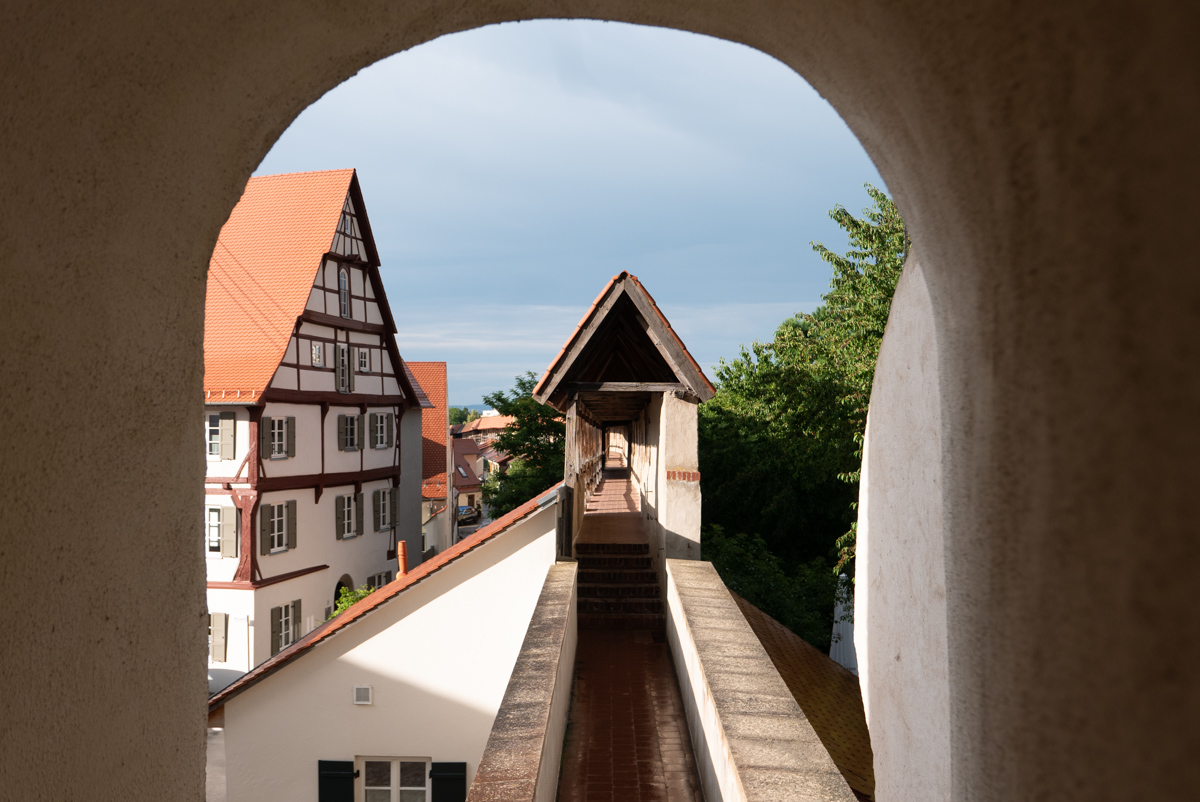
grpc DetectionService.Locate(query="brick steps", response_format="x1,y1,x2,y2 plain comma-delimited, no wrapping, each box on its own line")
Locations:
576,539,663,633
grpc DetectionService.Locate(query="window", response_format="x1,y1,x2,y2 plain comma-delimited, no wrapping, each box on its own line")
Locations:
373,487,397,532
338,414,364,451
206,411,235,460
359,348,370,372
270,599,301,655
270,417,286,458
311,341,324,367
206,506,237,557
260,416,295,459
339,268,351,318
335,493,363,539
357,758,430,802
207,507,222,553
456,466,467,478
366,571,393,590
209,612,227,662
369,412,394,449
335,344,354,393
260,500,296,555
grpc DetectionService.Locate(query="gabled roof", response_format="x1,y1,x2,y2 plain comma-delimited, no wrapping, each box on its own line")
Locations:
210,482,562,712
532,272,715,417
458,415,516,434
204,169,419,405
732,594,875,801
408,361,451,499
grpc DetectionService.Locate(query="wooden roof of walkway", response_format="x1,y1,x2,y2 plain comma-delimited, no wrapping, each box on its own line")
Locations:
533,271,715,423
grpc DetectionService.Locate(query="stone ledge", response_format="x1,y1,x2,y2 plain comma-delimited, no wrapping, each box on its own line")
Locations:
467,563,578,802
666,560,856,802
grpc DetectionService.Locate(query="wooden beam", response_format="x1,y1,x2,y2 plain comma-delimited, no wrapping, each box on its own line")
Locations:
568,382,686,393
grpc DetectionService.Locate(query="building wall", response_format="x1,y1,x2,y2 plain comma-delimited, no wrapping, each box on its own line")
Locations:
657,392,700,560
854,254,950,801
399,407,424,567
221,503,560,801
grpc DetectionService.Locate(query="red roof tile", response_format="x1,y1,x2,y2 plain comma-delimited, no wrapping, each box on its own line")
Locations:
407,362,448,483
458,415,516,433
209,481,563,712
204,170,356,399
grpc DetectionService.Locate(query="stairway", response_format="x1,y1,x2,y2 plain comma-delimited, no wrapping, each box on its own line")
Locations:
576,541,664,633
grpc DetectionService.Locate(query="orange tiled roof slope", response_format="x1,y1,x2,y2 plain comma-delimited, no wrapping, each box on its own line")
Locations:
459,414,516,433
407,362,449,496
204,169,362,400
732,593,875,801
209,481,563,712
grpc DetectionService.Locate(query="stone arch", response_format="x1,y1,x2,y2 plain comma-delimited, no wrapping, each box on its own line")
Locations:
2,3,1197,801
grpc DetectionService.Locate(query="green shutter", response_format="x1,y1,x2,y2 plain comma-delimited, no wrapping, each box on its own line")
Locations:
348,348,356,393
270,606,282,655
373,490,381,532
259,505,271,555
211,612,227,662
286,416,296,458
219,411,235,460
355,493,364,536
389,488,398,529
335,496,345,540
369,413,378,448
386,413,394,448
220,508,237,558
337,415,346,451
286,500,297,549
260,416,272,457
292,600,302,643
357,414,365,450
333,345,343,393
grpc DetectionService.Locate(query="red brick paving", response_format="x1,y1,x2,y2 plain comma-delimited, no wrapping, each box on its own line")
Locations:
556,631,703,801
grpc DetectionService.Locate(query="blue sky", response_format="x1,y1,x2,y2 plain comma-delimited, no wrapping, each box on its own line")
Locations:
255,21,884,406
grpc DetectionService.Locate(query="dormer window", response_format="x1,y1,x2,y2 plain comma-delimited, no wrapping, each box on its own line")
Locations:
339,268,351,319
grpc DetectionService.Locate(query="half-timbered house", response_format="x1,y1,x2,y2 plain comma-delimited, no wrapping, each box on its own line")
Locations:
203,169,431,689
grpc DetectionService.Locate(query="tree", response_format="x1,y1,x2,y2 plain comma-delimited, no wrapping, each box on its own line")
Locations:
480,372,565,516
448,407,481,426
699,185,907,638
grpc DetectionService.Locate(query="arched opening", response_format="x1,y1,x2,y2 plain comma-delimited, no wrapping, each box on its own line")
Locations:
3,4,1196,802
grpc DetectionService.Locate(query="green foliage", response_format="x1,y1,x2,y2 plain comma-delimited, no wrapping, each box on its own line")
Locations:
700,185,907,638
326,585,374,620
702,524,838,651
481,372,565,516
449,407,482,426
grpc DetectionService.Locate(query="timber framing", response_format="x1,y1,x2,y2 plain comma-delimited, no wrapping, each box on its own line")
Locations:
256,465,401,494
533,272,715,416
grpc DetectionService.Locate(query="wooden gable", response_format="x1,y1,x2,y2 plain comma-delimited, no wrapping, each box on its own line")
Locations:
533,272,715,422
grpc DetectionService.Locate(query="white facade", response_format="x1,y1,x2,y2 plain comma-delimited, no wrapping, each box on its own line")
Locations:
217,499,560,801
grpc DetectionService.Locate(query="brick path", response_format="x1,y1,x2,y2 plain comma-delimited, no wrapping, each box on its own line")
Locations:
558,473,703,802
556,630,703,802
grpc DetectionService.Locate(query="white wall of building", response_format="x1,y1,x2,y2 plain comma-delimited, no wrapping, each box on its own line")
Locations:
657,392,701,560
854,254,950,801
220,502,560,802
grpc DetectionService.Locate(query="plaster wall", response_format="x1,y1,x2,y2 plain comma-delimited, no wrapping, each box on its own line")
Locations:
206,587,255,682
399,408,424,567
854,254,950,801
2,1,1199,800
658,392,700,560
221,504,559,801
203,406,252,478
258,402,323,476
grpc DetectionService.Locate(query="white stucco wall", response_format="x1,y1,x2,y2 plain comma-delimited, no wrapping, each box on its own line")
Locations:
220,502,560,802
658,392,701,560
854,254,950,801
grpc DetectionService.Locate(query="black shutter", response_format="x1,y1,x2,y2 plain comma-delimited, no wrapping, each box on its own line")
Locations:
317,760,355,802
430,762,467,802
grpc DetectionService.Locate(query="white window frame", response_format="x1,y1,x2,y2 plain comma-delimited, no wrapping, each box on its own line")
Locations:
311,341,324,367
337,343,352,393
367,570,392,590
269,503,287,553
269,417,287,459
206,414,221,458
206,507,222,554
356,757,431,802
378,488,392,530
345,414,360,452
339,268,351,319
373,414,387,449
279,602,294,649
342,497,357,539
359,347,370,373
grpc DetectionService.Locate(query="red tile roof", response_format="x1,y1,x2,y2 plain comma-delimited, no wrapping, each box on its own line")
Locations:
407,362,448,485
209,481,563,712
458,415,516,433
532,271,715,401
401,362,435,409
732,593,875,800
204,170,355,400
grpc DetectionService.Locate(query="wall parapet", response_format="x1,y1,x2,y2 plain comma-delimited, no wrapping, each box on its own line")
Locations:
467,561,578,802
665,559,857,802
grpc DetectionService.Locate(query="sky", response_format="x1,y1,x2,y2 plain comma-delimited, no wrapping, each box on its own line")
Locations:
255,20,884,406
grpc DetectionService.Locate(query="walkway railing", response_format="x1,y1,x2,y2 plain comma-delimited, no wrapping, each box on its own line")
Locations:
466,562,577,802
665,560,858,802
